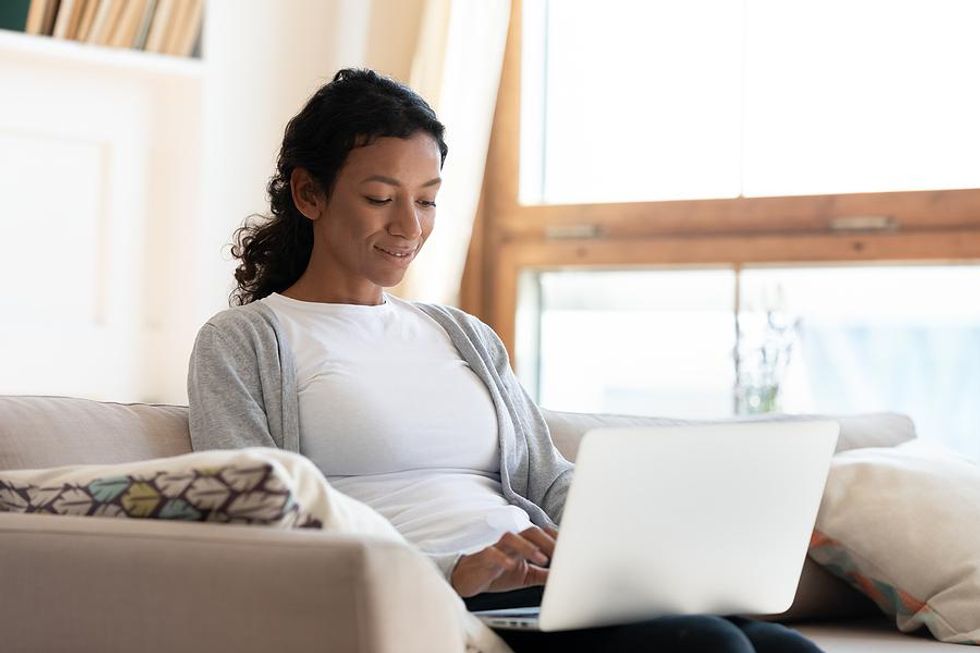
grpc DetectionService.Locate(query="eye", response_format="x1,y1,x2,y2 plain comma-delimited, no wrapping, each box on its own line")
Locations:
417,200,437,208
365,197,391,206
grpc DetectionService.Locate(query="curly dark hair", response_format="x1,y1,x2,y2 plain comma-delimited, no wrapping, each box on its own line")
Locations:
228,68,448,306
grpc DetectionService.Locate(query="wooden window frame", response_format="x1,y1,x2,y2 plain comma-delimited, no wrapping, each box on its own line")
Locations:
461,0,980,362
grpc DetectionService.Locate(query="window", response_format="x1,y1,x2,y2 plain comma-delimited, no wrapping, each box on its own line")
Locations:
520,265,980,461
466,0,980,465
520,0,980,204
525,269,736,418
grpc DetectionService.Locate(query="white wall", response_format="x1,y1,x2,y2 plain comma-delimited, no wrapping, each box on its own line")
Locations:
0,32,201,403
0,0,428,405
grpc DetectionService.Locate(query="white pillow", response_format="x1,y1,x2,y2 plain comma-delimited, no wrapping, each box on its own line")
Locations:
809,440,980,644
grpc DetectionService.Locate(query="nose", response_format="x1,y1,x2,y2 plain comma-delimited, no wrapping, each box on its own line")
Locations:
388,199,423,240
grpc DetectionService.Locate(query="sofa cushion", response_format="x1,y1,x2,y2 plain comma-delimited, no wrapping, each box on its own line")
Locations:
809,440,980,645
541,408,917,462
0,395,192,470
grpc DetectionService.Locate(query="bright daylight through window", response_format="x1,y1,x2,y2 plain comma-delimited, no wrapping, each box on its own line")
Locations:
516,1,980,461
520,0,980,205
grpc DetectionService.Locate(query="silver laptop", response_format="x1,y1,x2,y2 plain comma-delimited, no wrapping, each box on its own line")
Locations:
473,420,839,632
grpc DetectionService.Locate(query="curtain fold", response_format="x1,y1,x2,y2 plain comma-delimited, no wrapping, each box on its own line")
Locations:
391,0,511,306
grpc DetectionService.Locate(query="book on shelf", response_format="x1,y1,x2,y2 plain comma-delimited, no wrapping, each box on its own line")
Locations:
40,0,61,35
166,0,202,56
0,1,32,33
5,0,203,58
132,0,158,50
108,0,146,47
23,0,60,35
86,0,123,45
143,0,173,53
52,0,82,39
74,0,99,40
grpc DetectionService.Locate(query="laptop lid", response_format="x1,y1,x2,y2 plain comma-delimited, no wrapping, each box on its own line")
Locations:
534,420,839,632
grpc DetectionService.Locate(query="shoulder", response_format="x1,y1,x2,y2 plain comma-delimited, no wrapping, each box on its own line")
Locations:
410,300,488,333
409,300,508,359
203,301,278,333
193,301,281,355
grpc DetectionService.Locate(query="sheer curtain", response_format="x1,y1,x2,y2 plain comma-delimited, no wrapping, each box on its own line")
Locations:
392,0,511,305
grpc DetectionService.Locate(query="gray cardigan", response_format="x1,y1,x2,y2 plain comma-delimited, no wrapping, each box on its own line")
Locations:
186,299,574,581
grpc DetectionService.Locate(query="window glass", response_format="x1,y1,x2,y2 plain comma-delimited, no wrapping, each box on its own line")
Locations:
740,265,980,460
521,0,743,204
522,0,980,204
525,265,980,461
534,269,737,418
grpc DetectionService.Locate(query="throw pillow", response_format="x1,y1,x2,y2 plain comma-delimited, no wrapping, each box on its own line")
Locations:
808,440,980,644
0,447,401,541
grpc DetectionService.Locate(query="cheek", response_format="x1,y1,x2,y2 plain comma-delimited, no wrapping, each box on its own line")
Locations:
328,204,376,239
421,213,436,238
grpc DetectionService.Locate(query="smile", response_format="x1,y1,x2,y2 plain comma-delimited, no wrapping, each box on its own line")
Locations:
375,245,415,259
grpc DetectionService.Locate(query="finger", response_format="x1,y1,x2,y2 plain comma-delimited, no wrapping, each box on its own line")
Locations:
482,546,521,574
543,526,559,539
455,549,511,597
520,526,557,560
523,564,549,587
497,531,549,566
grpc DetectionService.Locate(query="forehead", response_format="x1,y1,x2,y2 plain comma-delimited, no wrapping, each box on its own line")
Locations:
341,133,442,178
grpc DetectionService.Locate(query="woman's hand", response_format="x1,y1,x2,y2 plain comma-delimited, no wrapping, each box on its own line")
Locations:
450,526,558,598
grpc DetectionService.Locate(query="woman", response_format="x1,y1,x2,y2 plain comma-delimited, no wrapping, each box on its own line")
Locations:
187,68,822,653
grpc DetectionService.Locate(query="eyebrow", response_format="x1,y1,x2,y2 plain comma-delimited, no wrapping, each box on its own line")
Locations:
360,175,442,188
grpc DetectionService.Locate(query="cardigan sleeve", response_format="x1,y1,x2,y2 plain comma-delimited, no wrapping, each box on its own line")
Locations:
187,322,280,451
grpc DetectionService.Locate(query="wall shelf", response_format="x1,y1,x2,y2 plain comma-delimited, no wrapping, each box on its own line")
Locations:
0,28,202,80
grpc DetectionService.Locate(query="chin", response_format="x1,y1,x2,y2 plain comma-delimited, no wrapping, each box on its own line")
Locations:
372,270,409,288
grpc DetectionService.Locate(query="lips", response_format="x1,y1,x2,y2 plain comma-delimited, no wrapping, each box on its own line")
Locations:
375,245,417,261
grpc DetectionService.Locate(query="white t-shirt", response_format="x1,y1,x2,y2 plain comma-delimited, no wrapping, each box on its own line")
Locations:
261,292,533,557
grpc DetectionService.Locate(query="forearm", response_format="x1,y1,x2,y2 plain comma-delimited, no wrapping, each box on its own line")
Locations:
428,550,464,587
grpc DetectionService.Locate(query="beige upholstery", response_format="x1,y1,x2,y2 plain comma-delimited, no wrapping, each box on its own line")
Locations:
798,620,965,651
541,408,917,462
0,512,460,653
0,395,191,470
0,395,958,651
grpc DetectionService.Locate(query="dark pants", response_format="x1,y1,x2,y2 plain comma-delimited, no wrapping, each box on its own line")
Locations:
464,587,823,653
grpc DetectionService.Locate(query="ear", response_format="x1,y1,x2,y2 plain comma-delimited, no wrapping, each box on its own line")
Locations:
290,167,325,221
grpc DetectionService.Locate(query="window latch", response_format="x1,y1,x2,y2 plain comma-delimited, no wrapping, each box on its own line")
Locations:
829,215,898,232
545,224,601,240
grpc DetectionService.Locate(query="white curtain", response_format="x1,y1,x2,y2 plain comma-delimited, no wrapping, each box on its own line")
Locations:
392,0,511,306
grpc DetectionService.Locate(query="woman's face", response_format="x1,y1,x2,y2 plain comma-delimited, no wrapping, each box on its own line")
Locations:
302,132,442,303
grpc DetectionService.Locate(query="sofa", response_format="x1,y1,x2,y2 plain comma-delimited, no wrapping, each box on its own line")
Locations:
0,395,966,652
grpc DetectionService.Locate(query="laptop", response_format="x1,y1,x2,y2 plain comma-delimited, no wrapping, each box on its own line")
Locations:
472,420,839,632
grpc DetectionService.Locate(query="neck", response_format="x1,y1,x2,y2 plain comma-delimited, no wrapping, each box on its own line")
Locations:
280,279,385,305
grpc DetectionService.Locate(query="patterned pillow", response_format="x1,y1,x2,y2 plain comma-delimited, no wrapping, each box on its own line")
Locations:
809,440,980,645
0,448,324,528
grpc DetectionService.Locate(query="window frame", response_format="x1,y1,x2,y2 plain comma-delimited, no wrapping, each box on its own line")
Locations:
461,0,980,361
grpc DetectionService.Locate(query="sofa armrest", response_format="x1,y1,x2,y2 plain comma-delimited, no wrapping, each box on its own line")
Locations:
0,513,463,653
